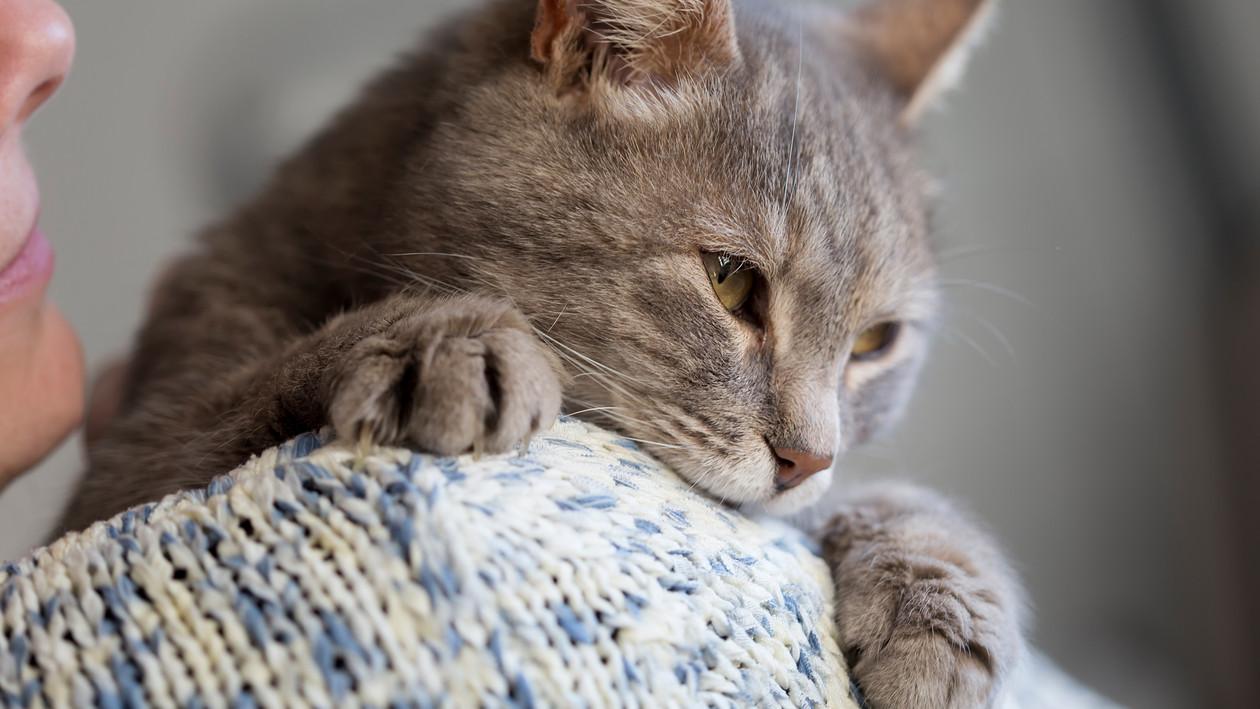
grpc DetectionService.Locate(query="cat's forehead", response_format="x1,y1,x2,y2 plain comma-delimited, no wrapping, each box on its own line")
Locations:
690,16,935,309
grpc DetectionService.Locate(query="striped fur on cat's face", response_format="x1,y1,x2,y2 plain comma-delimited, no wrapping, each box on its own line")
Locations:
372,0,976,512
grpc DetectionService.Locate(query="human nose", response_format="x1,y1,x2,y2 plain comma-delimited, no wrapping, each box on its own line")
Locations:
0,0,75,136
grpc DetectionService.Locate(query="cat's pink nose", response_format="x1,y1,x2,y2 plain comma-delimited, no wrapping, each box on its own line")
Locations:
773,447,833,491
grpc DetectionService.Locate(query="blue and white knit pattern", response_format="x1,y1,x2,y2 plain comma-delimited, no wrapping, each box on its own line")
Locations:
1,418,1123,708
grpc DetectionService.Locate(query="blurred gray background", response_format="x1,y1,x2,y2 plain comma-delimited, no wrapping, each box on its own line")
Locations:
4,1,1259,707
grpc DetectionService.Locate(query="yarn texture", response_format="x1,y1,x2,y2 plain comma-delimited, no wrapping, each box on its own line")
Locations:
1,418,1121,708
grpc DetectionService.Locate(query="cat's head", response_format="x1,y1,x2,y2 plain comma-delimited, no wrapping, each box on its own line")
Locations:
389,0,995,513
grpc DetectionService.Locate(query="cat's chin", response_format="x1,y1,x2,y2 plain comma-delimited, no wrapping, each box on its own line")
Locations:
735,467,835,518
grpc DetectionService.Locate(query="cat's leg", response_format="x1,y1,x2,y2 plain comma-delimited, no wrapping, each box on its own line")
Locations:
61,293,561,532
819,482,1026,709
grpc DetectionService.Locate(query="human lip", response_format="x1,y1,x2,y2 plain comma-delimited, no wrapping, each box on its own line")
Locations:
0,225,54,306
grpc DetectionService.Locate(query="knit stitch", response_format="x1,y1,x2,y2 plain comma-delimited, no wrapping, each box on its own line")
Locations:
1,419,1122,708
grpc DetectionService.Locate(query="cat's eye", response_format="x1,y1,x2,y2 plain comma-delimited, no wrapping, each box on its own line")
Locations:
702,252,756,312
851,322,900,361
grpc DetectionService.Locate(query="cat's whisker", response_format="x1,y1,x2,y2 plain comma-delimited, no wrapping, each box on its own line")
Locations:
938,277,1072,335
852,440,900,461
937,278,1037,310
954,307,1017,363
462,264,525,306
567,405,663,431
546,306,567,333
406,273,465,296
549,352,652,413
383,251,482,260
566,367,640,392
562,394,682,452
313,240,468,297
622,438,685,450
292,227,467,296
286,248,414,290
190,421,271,475
564,405,645,420
838,101,868,161
843,445,902,471
532,329,650,389
685,467,715,494
362,253,466,296
564,396,651,422
315,247,467,300
944,326,998,368
360,241,468,287
566,405,621,417
936,242,1032,264
436,120,493,137
568,393,657,431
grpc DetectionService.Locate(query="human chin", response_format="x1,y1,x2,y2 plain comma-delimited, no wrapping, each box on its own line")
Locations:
0,284,84,484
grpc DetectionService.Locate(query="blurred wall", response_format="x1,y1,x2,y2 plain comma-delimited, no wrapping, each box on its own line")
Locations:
4,1,1257,707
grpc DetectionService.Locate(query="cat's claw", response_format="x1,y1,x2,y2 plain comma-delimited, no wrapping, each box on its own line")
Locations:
357,426,374,457
351,425,375,472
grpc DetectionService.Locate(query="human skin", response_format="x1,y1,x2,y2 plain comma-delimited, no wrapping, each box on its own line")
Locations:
0,0,81,489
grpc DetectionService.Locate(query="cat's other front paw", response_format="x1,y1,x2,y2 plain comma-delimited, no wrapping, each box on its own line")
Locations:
323,297,562,456
822,483,1025,709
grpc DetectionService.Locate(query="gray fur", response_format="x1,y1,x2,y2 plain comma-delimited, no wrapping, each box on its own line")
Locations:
62,0,1023,706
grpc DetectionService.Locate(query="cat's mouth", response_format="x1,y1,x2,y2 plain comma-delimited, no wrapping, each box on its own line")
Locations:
574,405,838,514
739,439,839,515
650,439,836,517
759,464,834,516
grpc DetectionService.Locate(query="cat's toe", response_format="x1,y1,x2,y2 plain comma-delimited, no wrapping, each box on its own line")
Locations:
841,596,1005,709
325,332,418,447
406,326,561,455
324,311,560,456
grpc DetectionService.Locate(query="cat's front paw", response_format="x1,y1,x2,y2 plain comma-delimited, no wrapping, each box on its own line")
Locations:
324,297,562,456
822,484,1025,709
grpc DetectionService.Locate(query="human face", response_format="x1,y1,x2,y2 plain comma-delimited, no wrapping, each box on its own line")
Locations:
0,0,80,486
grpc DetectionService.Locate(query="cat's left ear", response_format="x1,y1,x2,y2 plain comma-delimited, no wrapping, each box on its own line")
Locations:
842,0,997,124
531,0,741,93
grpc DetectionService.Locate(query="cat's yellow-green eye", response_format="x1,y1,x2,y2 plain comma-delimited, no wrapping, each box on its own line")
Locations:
851,322,899,360
702,252,755,312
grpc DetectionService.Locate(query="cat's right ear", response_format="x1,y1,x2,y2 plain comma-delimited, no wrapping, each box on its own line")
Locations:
842,0,996,124
530,0,741,95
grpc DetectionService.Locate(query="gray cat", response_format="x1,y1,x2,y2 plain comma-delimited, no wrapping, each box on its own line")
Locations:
64,0,1025,706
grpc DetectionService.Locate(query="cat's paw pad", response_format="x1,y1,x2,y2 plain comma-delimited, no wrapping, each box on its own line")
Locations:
823,514,1022,709
325,302,561,456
